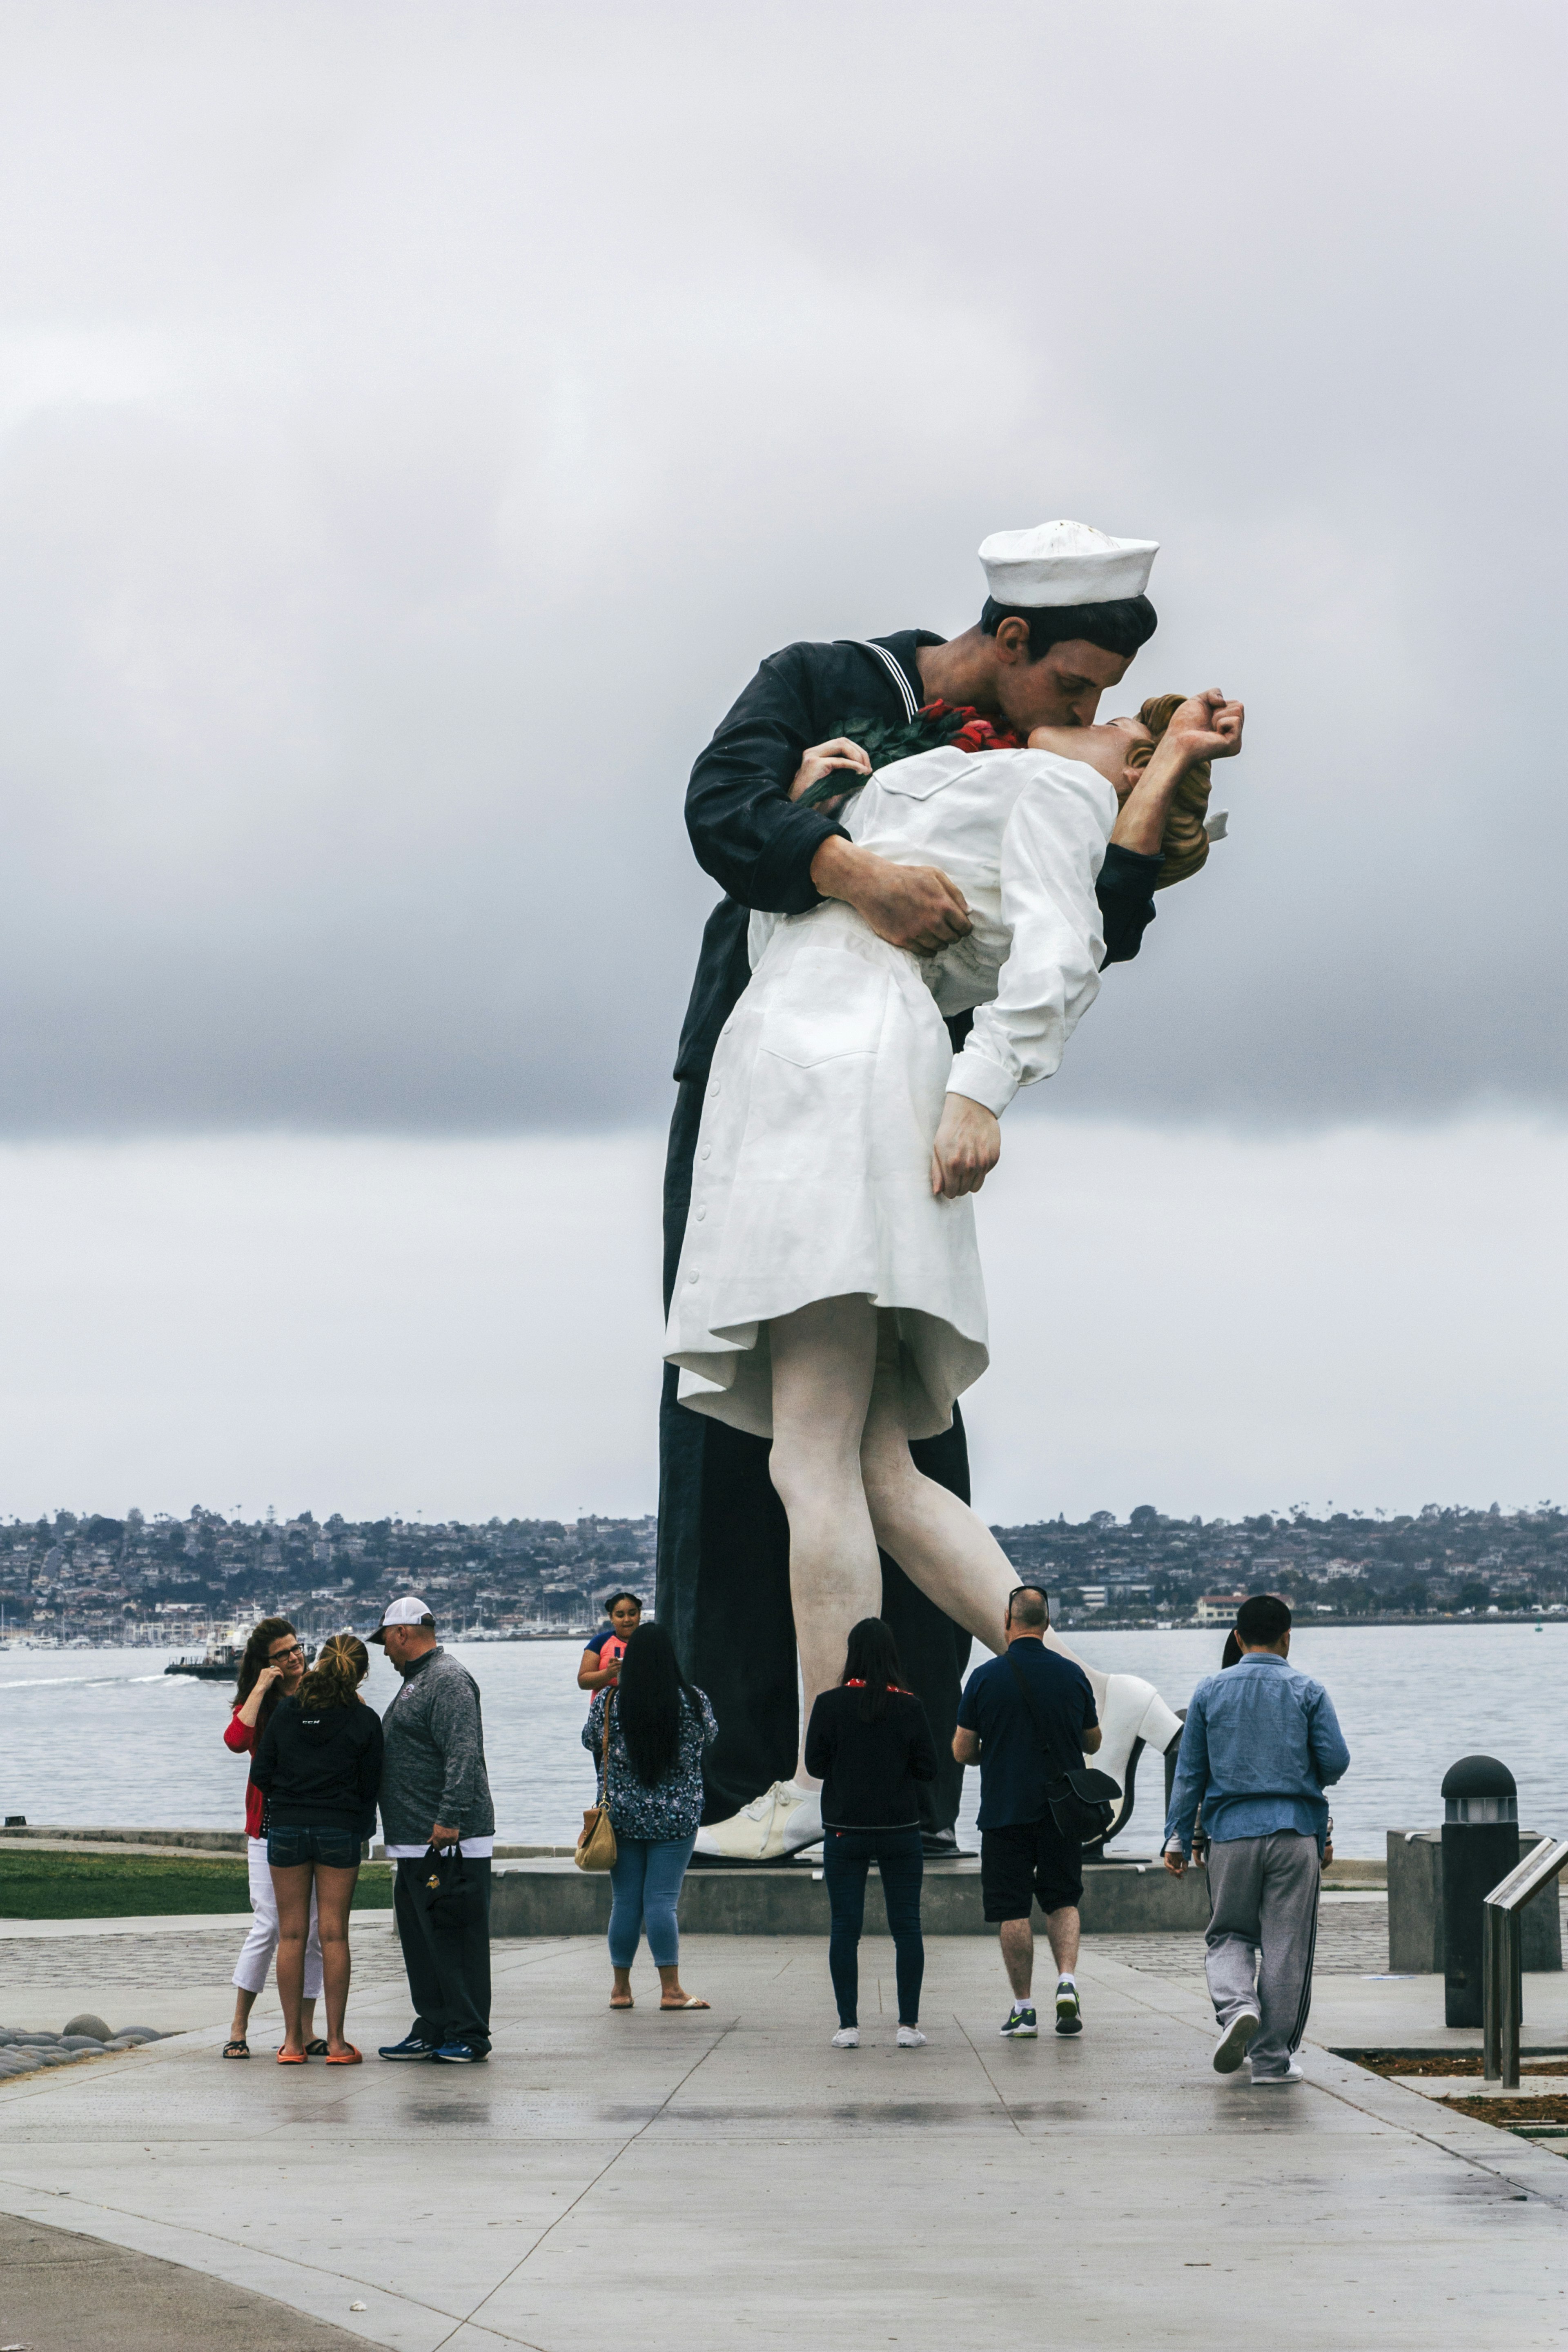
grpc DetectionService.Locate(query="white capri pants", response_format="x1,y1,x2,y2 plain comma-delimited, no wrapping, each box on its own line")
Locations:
232,1836,324,1998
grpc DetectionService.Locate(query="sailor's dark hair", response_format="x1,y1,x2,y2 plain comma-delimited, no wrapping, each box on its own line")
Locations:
602,1590,643,1615
980,594,1158,662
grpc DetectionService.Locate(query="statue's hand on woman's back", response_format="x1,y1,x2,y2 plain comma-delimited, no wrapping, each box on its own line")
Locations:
811,836,972,954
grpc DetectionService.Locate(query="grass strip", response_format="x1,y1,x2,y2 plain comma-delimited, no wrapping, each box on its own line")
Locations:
0,1849,395,1920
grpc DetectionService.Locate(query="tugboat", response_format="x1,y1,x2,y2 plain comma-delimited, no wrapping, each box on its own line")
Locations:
164,1621,252,1683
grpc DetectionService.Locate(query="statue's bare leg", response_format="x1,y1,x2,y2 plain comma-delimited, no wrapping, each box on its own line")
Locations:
858,1330,1109,1709
859,1359,1017,1659
767,1293,883,1787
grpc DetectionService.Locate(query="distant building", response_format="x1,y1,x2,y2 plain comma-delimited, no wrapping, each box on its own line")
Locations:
1194,1592,1247,1625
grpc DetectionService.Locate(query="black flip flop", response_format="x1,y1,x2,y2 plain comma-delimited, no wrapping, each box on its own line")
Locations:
223,2038,250,2060
304,2039,330,2058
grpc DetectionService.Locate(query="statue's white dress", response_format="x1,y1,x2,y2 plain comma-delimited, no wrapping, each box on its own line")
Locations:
664,744,1117,1439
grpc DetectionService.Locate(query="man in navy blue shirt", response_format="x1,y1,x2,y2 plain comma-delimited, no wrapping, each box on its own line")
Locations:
954,1585,1100,2038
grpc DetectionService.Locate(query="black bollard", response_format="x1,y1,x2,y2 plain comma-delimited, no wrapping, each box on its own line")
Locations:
1441,1755,1519,2027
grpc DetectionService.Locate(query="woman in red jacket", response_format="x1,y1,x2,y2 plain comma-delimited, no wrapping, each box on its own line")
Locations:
223,1617,324,2058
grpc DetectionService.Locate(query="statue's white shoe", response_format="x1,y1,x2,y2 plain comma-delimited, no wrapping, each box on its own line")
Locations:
693,1779,823,1862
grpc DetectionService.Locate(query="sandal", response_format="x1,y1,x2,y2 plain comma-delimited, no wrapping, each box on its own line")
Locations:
325,2045,363,2065
223,2038,250,2060
304,2039,330,2058
609,1996,634,2010
276,2049,307,2065
659,1996,710,2010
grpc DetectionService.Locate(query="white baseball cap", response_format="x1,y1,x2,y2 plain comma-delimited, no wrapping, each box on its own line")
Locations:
979,519,1158,608
369,1594,435,1644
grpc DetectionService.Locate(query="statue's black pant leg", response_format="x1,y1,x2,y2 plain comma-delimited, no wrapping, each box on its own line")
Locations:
886,1412,974,1836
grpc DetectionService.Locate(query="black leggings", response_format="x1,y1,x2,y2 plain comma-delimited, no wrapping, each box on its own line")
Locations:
822,1826,924,2027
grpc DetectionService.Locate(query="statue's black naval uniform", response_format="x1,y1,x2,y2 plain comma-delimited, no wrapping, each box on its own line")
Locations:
659,630,1159,1840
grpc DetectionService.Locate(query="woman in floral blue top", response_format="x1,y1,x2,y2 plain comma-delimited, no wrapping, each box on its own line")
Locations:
582,1623,717,2010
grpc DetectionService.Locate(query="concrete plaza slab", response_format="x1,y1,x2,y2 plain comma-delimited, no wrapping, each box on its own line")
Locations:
1,1919,1566,2351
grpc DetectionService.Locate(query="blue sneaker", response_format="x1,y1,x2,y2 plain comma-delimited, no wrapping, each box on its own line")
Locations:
377,2031,439,2061
999,2005,1038,2039
431,2039,489,2064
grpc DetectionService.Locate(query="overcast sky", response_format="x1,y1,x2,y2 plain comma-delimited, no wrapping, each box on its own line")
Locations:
0,0,1562,1133
2,1120,1562,1526
0,5,1561,1522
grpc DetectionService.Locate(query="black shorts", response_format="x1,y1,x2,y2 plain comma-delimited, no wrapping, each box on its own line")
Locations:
980,1816,1084,1923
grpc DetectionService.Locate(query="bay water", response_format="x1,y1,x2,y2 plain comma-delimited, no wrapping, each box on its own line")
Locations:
1,1624,1562,1858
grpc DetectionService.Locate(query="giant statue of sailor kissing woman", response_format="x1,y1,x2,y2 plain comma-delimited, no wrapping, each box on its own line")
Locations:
665,521,1244,1861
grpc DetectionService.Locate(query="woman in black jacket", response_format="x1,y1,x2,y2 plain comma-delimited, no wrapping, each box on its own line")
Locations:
252,1633,383,2065
803,1618,938,2050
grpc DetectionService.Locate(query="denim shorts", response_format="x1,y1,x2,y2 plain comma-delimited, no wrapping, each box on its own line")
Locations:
266,1824,362,1871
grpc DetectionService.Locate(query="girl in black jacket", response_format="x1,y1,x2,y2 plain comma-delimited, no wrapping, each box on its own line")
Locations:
252,1634,383,2065
804,1619,938,2050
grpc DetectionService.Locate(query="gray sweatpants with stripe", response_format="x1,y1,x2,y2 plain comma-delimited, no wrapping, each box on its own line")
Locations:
1205,1830,1320,2079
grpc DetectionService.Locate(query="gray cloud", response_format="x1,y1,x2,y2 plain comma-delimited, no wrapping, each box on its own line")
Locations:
0,1,1561,1134
0,1118,1560,1523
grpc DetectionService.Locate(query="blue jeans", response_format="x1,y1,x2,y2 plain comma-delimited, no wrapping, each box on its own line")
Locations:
822,1826,924,2027
608,1833,697,1969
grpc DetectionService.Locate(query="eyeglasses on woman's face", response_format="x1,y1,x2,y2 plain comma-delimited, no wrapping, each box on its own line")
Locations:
268,1641,305,1664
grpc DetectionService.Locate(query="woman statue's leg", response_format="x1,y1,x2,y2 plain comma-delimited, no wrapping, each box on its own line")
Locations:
768,1294,883,1784
859,1357,1020,1657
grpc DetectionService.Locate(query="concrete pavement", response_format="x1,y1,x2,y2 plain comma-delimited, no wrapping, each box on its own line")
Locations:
1,2207,369,2350
1,1918,1566,2351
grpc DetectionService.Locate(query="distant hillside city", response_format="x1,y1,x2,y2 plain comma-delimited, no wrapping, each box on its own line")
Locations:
1,1499,1564,1645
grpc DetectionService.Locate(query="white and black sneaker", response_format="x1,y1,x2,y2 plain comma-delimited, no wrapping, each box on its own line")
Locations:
831,2027,860,2049
1054,1980,1082,2036
896,2026,927,2049
1213,2010,1261,2074
999,2004,1038,2038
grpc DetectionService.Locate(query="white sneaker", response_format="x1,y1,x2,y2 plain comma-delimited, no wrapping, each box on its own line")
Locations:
692,1780,823,1862
831,2027,860,2049
896,2026,927,2050
1252,2060,1305,2085
1213,2010,1261,2074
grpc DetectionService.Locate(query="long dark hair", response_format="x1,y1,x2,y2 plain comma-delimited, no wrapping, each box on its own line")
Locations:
236,1616,296,1735
840,1618,908,1723
615,1623,697,1787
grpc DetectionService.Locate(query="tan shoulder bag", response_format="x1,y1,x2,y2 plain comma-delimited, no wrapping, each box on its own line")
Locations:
575,1695,619,1871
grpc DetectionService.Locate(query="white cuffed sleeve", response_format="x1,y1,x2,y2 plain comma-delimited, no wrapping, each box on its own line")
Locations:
944,760,1111,1116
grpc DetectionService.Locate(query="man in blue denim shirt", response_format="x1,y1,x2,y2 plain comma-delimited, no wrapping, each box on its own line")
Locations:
1164,1593,1350,2085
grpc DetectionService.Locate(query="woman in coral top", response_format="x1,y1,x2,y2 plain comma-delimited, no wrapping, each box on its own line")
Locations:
223,1617,324,2058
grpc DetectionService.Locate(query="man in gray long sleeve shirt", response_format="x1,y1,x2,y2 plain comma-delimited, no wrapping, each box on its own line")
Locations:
370,1596,496,2063
1164,1592,1350,2085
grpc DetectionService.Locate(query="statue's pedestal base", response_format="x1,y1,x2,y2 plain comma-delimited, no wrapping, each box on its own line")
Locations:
490,1853,1211,1938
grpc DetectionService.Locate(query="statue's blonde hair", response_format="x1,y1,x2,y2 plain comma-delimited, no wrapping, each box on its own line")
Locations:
1128,695,1212,889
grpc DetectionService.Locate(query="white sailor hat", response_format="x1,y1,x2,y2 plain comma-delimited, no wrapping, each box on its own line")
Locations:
979,520,1158,608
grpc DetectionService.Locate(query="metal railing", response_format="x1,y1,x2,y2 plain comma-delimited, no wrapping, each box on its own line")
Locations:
1483,1835,1568,2087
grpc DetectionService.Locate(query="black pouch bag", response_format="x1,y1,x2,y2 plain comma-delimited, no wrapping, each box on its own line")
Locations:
420,1843,474,1930
1004,1649,1120,1844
